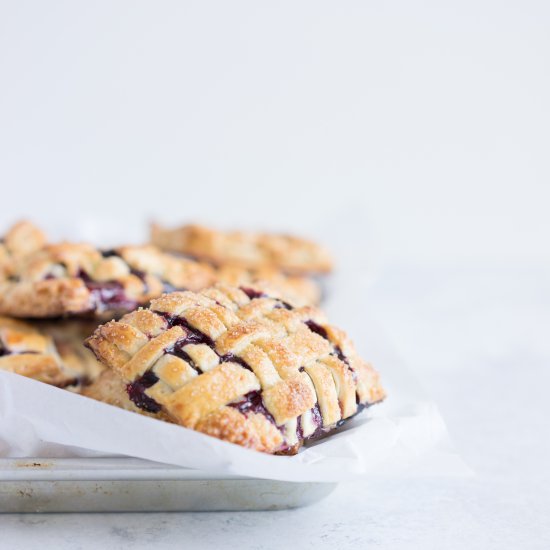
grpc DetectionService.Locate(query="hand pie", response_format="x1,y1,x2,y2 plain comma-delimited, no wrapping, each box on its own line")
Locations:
151,223,333,275
85,284,384,454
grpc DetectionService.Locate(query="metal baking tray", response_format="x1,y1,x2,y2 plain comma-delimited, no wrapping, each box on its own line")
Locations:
0,457,337,512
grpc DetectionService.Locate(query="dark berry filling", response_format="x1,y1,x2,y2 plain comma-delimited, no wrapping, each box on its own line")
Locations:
165,338,201,373
304,319,328,339
77,270,138,312
305,319,352,367
228,390,276,425
219,353,253,371
127,371,162,413
274,300,294,310
158,313,214,347
240,287,294,311
87,280,138,312
297,403,324,441
240,287,268,300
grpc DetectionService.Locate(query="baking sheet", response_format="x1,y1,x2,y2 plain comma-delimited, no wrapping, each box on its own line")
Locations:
0,458,336,512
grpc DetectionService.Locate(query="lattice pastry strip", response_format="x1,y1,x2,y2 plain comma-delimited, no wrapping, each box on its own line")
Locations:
85,284,385,454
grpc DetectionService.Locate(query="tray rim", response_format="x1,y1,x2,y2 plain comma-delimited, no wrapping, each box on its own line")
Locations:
0,457,337,484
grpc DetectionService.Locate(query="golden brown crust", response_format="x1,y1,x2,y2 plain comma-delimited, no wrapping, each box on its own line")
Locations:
0,316,88,387
85,284,385,454
0,278,94,318
151,223,333,275
195,407,284,453
3,221,47,256
37,319,105,383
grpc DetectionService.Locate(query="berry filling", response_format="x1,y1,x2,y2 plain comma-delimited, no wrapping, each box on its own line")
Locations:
127,370,162,413
240,287,268,300
228,390,276,425
165,338,200,373
77,270,138,313
86,280,138,312
219,353,253,371
304,319,328,339
274,300,294,310
296,403,323,440
159,313,214,347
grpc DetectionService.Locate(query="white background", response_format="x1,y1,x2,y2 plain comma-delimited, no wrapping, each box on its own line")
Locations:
1,2,549,549
1,0,549,264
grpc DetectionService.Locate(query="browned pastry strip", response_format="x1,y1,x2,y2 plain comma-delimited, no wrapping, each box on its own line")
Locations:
85,284,385,454
151,223,333,275
0,316,88,387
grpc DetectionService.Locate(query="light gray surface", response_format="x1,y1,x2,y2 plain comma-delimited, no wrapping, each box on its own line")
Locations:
1,265,548,549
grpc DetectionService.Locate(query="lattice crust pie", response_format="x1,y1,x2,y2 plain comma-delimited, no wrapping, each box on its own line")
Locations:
0,316,101,388
0,222,320,318
85,284,385,454
151,223,333,275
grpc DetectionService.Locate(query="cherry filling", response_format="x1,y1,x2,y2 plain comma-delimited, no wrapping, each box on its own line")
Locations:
240,287,268,300
127,370,162,413
165,338,200,373
228,390,276,425
219,353,253,371
77,270,138,312
240,287,294,311
304,319,328,339
158,313,214,347
305,319,351,367
296,403,323,441
274,300,294,310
